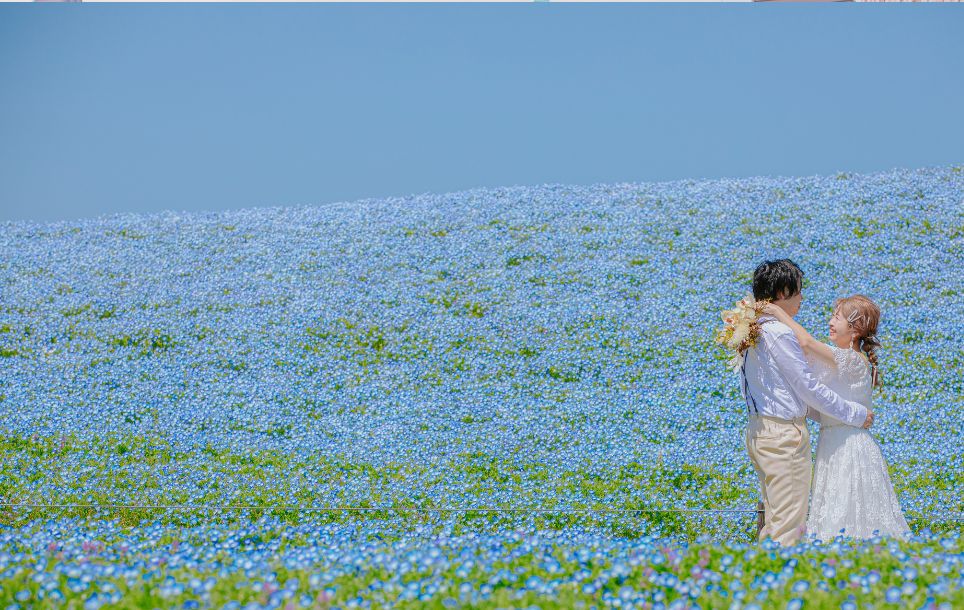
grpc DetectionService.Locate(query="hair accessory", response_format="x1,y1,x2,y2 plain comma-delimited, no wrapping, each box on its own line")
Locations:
846,308,865,325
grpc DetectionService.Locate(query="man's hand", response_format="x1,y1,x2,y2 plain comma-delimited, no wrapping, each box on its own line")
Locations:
862,409,875,429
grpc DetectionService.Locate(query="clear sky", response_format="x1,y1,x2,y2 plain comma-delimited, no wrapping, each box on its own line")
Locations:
1,5,962,224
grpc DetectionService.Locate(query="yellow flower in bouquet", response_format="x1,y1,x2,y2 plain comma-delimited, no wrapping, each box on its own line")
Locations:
714,294,772,372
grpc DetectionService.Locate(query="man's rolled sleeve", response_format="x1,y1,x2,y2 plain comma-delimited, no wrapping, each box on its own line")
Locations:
769,330,868,427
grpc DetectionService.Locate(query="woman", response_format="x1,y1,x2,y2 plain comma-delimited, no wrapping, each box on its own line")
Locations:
762,294,911,542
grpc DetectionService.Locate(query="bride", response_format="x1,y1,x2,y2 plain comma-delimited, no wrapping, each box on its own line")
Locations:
763,294,911,542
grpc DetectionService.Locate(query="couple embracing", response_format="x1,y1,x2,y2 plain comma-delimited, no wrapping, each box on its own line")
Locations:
740,259,911,546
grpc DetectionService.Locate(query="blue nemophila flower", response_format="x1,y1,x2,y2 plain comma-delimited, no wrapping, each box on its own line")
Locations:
886,586,903,602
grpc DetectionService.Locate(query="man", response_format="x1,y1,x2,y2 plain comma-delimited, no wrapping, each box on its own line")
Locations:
741,259,874,546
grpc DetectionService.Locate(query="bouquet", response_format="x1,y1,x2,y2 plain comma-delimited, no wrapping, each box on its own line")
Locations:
714,294,772,372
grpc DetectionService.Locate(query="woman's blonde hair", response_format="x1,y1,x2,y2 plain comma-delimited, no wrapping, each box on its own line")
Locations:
833,294,883,390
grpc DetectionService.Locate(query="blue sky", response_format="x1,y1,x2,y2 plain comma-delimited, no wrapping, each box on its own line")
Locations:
1,5,962,224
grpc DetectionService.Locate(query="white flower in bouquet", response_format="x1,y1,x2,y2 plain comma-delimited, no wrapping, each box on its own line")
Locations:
714,294,772,372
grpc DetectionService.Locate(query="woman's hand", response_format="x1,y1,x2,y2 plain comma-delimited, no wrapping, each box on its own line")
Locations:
762,303,787,320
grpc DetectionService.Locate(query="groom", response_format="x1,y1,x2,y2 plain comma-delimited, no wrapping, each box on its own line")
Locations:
741,259,874,547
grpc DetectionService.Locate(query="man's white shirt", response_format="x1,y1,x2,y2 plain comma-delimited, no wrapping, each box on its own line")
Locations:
739,314,868,427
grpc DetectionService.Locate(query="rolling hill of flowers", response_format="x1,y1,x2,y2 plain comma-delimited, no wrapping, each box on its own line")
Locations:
0,164,961,608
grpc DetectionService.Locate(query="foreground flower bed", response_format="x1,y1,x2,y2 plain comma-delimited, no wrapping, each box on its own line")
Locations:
0,516,961,609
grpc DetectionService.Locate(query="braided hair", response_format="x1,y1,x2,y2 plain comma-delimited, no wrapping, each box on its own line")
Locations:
833,294,883,390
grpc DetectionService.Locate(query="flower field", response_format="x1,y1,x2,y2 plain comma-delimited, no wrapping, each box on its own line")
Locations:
0,164,961,608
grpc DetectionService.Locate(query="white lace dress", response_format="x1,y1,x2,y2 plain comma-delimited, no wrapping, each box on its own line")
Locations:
805,344,912,542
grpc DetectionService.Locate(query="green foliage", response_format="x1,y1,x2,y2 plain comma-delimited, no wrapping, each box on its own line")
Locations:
106,328,178,356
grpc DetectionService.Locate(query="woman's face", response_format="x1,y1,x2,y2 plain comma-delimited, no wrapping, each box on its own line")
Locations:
829,307,857,348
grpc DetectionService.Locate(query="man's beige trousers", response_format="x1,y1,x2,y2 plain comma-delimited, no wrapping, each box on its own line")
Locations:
744,414,811,546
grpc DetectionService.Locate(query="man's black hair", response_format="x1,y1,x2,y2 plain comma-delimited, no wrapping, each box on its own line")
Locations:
752,259,804,302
